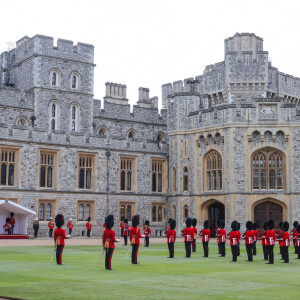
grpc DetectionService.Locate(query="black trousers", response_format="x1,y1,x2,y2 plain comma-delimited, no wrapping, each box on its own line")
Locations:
282,246,289,263
192,239,196,252
56,245,64,265
49,229,53,238
293,240,296,253
218,241,221,254
246,244,253,261
105,248,114,269
69,229,72,235
252,241,257,256
202,241,209,257
124,235,128,246
87,229,91,237
168,243,174,258
34,229,38,238
237,243,240,256
145,237,149,247
219,242,226,257
11,226,14,234
231,245,238,262
121,229,124,237
185,241,191,257
296,245,300,259
132,244,139,264
266,245,274,264
262,244,267,260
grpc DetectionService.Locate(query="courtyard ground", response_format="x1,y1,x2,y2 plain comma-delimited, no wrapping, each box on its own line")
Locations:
0,239,299,300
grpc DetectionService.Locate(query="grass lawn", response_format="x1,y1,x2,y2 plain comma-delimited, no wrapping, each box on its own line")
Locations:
0,242,299,300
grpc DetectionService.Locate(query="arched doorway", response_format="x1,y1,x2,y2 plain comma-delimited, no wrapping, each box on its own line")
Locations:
254,201,283,229
208,202,225,237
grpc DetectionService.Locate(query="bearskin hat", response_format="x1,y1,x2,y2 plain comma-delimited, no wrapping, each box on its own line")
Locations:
293,221,299,228
132,215,140,227
192,218,197,227
87,217,91,222
246,221,253,230
217,219,221,228
231,220,238,231
297,224,300,233
168,218,173,224
145,220,150,226
282,221,289,232
170,219,176,230
10,212,14,217
263,221,268,230
185,217,192,227
124,218,128,224
55,214,64,228
6,217,10,223
253,223,257,230
106,215,114,230
121,216,124,221
278,221,283,229
203,220,209,229
220,220,225,229
267,219,274,229
237,222,241,231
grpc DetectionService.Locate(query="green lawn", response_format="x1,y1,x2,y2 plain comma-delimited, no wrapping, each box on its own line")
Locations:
0,243,299,300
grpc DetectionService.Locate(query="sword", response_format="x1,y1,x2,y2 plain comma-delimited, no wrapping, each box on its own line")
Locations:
97,249,105,268
50,247,56,263
124,245,131,260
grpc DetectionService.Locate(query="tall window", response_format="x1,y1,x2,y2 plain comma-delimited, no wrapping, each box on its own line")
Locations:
50,70,59,87
71,74,79,90
151,204,166,222
205,150,222,191
183,167,189,191
120,157,135,191
98,127,107,138
183,204,189,221
38,200,56,221
70,104,80,132
49,101,60,131
252,147,285,190
172,167,176,192
77,201,94,221
0,149,17,186
151,160,165,193
119,202,135,221
39,152,55,188
78,154,94,190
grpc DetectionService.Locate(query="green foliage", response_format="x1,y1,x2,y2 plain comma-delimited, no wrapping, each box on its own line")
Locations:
0,243,299,299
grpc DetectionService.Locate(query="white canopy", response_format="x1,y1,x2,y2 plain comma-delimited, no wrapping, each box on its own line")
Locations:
0,200,36,235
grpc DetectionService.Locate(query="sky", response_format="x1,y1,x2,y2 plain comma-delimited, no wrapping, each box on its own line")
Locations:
1,0,300,108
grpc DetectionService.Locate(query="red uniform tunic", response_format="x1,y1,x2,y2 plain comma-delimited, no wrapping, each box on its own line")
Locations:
54,228,67,246
120,221,125,230
10,218,15,227
264,229,275,246
129,227,142,244
229,231,239,246
123,225,129,236
166,229,176,243
144,227,151,237
244,230,253,245
237,231,241,244
48,221,54,229
292,228,297,241
86,222,92,230
296,233,300,246
261,230,267,245
102,229,117,248
103,223,106,230
218,228,226,243
200,228,210,242
182,227,193,242
3,223,10,230
252,229,258,242
67,222,73,230
192,227,197,240
276,229,282,239
279,231,290,247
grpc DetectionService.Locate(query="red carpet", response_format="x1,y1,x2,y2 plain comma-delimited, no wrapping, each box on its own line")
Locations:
0,234,29,239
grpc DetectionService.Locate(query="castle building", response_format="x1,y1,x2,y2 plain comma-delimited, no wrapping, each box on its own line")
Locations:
0,33,300,235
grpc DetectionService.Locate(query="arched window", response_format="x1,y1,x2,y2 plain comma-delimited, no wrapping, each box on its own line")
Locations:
98,127,107,138
252,148,285,190
158,206,162,221
183,167,189,191
71,73,79,90
16,118,28,127
205,150,222,191
152,205,157,221
49,101,60,130
183,204,189,221
39,204,44,221
172,167,176,192
78,204,84,221
50,70,60,87
70,104,80,132
128,130,136,139
151,203,166,222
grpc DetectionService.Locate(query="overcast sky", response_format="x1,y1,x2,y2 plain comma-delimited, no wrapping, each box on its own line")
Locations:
1,0,300,108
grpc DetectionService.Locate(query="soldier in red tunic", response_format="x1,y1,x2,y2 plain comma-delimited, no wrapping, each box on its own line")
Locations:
191,218,197,253
129,215,144,264
3,218,12,235
102,215,120,270
252,223,258,256
144,220,151,247
48,217,54,238
123,218,129,246
276,222,283,258
229,221,239,262
10,213,15,234
218,220,226,257
295,224,300,259
243,221,254,262
291,221,298,254
263,219,276,264
86,217,92,237
67,218,73,236
261,222,268,260
237,222,241,256
120,216,125,237
166,219,176,258
200,220,210,257
54,214,69,265
216,220,221,254
278,221,290,263
181,218,193,258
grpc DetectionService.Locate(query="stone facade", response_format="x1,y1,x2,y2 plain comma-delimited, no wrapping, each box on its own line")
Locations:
1,32,300,235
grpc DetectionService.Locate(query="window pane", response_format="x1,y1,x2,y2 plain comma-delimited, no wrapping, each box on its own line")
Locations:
269,169,275,189
127,172,131,190
253,169,259,189
261,169,266,189
78,204,84,221
52,104,56,117
8,164,14,186
39,204,44,221
184,205,189,219
208,172,211,190
47,167,52,188
86,169,91,189
158,206,162,221
51,119,55,130
79,169,85,189
40,166,46,187
120,171,125,190
277,169,283,189
152,173,156,192
184,168,188,191
218,170,222,190
72,106,76,120
72,76,77,89
52,73,57,86
46,204,51,221
158,173,162,192
126,205,131,220
152,206,156,221
120,205,125,219
213,171,217,190
85,205,90,221
1,163,7,185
